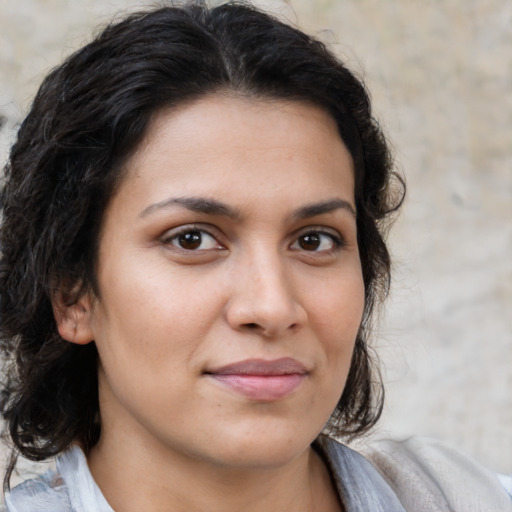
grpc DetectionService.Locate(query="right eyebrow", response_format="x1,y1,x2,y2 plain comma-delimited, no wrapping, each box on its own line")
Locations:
293,198,356,220
138,196,242,220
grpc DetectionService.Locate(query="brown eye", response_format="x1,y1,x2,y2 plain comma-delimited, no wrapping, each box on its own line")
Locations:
167,229,220,251
298,233,321,251
177,231,202,250
291,231,342,253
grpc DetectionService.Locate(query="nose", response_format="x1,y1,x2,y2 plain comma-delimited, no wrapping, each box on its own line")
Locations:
225,250,308,338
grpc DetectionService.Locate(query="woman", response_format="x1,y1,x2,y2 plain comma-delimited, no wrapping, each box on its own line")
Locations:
0,2,510,511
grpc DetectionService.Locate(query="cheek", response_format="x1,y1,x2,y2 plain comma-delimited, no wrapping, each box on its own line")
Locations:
313,270,365,376
315,270,365,333
90,257,223,366
302,271,364,432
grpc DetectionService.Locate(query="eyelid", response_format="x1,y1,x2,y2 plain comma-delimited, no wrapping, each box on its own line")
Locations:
294,225,345,242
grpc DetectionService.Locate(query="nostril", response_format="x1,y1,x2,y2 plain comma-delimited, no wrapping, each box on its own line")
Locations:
245,323,259,330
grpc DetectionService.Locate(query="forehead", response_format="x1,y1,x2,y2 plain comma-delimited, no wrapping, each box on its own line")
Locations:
112,94,355,217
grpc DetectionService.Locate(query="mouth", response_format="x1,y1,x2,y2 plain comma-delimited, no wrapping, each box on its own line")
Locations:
204,358,308,401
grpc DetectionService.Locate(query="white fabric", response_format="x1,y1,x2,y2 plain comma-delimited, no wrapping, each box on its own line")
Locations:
56,447,113,512
499,474,512,500
5,446,113,512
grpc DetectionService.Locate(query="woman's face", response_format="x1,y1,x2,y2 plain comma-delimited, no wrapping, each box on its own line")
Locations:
81,94,364,469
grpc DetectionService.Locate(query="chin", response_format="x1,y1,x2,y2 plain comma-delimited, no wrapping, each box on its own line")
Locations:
199,423,320,470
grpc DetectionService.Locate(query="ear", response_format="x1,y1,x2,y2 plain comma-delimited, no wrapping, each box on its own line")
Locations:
52,286,95,345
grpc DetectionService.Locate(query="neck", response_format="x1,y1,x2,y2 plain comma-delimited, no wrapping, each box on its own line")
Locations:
88,426,341,512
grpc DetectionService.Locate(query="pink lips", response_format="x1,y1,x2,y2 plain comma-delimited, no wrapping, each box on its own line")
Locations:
206,358,307,401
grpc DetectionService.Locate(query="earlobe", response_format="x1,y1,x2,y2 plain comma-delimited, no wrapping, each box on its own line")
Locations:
52,290,95,345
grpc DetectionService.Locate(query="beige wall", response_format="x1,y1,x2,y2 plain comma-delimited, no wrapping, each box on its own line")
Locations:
1,0,511,475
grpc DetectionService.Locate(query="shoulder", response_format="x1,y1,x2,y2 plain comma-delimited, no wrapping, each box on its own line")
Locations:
316,435,407,511
4,469,72,512
4,445,112,512
359,436,512,512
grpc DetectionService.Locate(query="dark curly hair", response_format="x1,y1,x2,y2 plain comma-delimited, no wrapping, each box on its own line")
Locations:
0,0,403,485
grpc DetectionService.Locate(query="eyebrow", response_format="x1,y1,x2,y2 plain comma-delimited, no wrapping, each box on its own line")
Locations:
139,196,356,220
293,198,356,219
139,196,242,219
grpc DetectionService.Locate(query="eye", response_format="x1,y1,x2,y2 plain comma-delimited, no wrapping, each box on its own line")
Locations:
290,230,342,252
165,228,222,251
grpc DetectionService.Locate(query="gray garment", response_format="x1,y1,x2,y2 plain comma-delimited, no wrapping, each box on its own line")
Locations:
4,436,511,511
316,436,406,511
361,437,512,512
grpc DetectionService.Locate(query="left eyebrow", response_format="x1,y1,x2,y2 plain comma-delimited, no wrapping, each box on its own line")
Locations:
293,198,356,220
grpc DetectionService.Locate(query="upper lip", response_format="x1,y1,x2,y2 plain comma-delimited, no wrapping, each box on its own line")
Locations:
206,357,308,376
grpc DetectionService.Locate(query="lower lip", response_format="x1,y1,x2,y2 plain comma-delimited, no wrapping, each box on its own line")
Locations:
210,374,305,401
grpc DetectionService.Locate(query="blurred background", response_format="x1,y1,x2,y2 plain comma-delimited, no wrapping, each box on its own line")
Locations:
0,0,511,480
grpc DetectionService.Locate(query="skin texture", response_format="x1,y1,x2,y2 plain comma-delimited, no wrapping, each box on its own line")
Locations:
56,94,364,511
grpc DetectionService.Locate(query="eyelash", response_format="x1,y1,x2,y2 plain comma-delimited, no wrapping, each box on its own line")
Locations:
160,225,345,254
